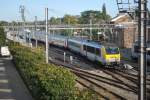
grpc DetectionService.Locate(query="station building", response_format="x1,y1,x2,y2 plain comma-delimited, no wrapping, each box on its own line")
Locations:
111,13,150,48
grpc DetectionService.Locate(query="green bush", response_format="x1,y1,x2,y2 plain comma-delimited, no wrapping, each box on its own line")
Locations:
9,44,76,99
9,42,99,100
0,27,6,45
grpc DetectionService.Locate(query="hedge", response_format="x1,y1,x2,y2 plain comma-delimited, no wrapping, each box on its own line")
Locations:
0,27,6,46
8,42,99,100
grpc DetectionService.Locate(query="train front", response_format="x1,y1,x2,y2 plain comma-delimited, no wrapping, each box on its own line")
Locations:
104,47,120,67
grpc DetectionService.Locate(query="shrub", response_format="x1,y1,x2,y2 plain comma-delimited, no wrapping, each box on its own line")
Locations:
9,42,99,100
9,43,76,100
0,27,6,45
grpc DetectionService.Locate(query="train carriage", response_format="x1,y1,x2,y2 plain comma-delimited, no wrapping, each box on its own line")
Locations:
50,35,68,48
68,39,83,53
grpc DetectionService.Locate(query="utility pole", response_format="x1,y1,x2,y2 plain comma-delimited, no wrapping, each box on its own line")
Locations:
90,19,92,40
138,0,147,100
35,16,38,48
90,13,93,40
17,21,19,42
12,22,15,41
19,5,26,43
45,8,49,63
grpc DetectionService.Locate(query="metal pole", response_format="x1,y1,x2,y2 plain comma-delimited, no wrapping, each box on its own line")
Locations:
64,52,66,63
17,21,19,42
35,16,38,48
45,8,49,63
90,19,92,40
13,23,15,41
138,0,147,100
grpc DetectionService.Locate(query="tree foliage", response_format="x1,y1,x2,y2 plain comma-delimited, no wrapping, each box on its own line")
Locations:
79,10,103,24
49,17,62,25
0,21,9,26
0,26,6,45
62,15,79,24
79,6,111,24
102,3,106,16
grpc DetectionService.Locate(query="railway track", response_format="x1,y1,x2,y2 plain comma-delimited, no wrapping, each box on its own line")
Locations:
48,46,142,99
29,42,150,99
49,59,134,100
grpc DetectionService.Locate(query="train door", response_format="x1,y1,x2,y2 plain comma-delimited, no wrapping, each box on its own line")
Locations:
86,46,96,61
83,45,87,57
95,48,100,61
96,48,105,62
80,44,84,55
64,39,68,48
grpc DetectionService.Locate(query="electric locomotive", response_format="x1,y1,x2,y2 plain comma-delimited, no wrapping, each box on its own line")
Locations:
67,38,120,67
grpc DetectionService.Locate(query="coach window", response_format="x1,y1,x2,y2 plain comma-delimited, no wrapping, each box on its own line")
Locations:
83,45,86,51
69,41,80,48
87,46,95,53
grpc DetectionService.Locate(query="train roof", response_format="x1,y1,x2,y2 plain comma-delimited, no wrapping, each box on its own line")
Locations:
50,35,68,40
68,38,118,48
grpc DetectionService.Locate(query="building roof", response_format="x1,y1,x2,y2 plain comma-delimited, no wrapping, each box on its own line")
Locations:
111,13,134,24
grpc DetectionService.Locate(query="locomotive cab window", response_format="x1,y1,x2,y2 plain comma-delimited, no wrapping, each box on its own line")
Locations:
96,48,101,56
105,47,119,54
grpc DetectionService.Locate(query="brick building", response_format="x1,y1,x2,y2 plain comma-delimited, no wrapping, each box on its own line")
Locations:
111,13,150,48
110,13,150,48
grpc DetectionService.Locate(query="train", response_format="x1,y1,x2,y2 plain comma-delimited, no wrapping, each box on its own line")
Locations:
131,41,150,63
45,34,121,67
7,31,121,67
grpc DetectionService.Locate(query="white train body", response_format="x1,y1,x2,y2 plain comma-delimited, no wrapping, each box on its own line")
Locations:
50,36,68,48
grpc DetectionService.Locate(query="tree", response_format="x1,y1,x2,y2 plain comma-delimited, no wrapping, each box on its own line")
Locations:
79,10,103,24
49,17,57,25
62,15,79,24
0,21,8,26
102,3,106,17
49,17,62,25
102,3,111,21
0,25,6,45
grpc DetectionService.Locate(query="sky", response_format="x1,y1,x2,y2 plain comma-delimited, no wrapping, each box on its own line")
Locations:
0,0,149,22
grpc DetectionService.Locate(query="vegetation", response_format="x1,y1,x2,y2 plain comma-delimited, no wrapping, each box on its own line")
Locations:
0,25,6,46
49,3,110,25
7,41,99,100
